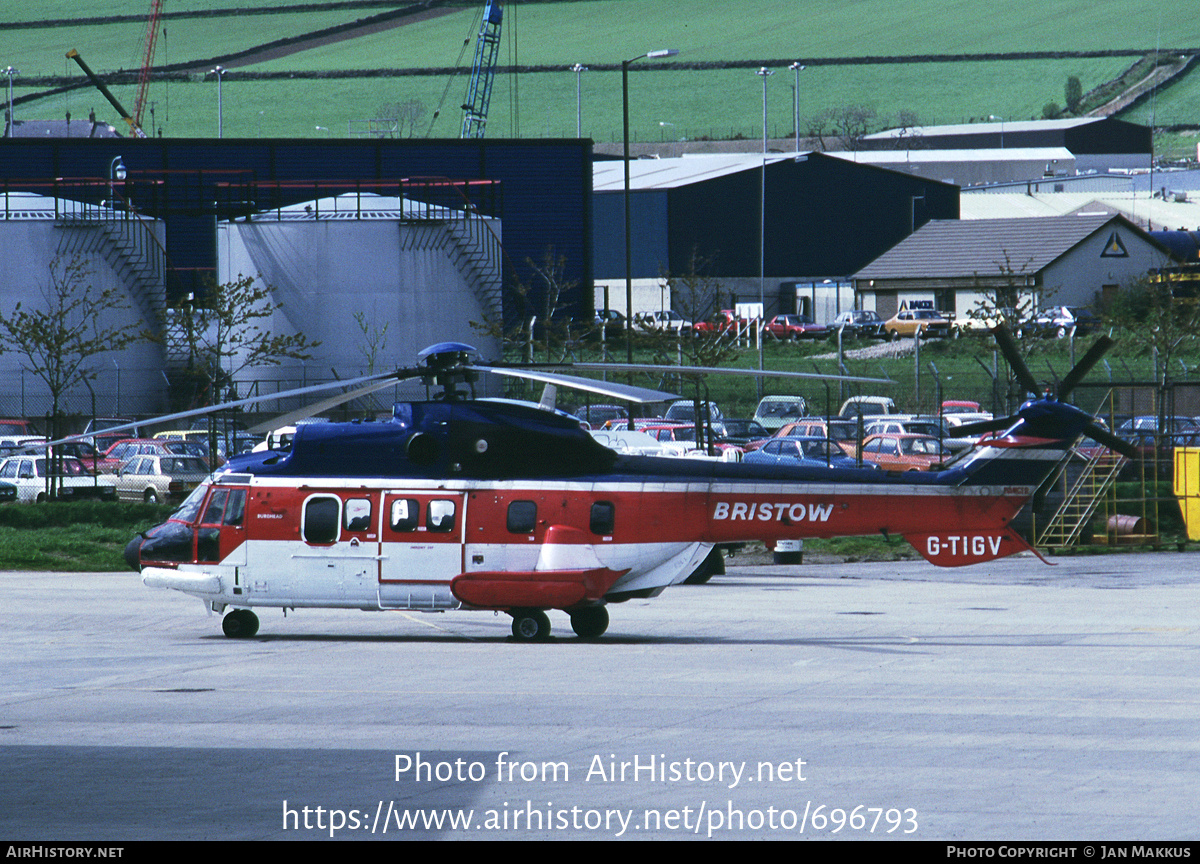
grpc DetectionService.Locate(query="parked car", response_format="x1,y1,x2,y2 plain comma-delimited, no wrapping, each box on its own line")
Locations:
1018,306,1100,339
828,309,887,340
664,399,724,425
635,310,692,333
941,400,984,415
864,415,975,452
717,418,769,447
83,417,143,452
693,309,743,335
773,418,864,457
115,454,212,504
764,314,826,341
0,419,34,437
883,308,955,340
571,404,629,429
743,436,859,469
593,308,627,338
753,395,809,432
0,455,117,502
0,480,15,504
859,433,950,472
838,395,898,418
97,438,180,474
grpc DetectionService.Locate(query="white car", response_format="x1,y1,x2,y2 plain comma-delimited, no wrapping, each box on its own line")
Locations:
115,454,212,504
0,455,116,503
635,310,692,333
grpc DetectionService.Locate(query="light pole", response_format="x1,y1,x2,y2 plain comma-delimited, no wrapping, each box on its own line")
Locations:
623,48,678,364
989,114,1004,148
4,66,18,137
788,62,804,152
108,155,127,209
571,63,587,138
211,66,225,138
757,67,773,391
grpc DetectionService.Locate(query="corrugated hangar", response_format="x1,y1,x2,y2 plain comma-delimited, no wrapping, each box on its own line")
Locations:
860,117,1153,173
592,151,958,323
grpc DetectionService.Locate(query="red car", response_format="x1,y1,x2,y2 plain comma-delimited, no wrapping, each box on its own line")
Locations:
765,314,827,341
693,309,743,334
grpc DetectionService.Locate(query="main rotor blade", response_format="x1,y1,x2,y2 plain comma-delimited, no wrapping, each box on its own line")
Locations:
991,325,1041,396
246,377,406,435
1057,335,1115,401
954,416,1017,437
562,362,893,387
47,369,410,447
485,367,678,404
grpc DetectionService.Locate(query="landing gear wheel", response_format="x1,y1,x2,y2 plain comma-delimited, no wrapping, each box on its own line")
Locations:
683,546,726,584
510,608,551,641
222,609,259,638
569,606,609,639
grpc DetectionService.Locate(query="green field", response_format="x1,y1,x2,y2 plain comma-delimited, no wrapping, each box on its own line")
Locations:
4,0,1200,142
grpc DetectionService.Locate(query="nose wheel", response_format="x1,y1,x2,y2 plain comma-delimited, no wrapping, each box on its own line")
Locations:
509,608,551,641
222,609,260,638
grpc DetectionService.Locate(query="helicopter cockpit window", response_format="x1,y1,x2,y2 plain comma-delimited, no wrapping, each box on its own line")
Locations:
389,499,418,532
344,498,372,532
303,496,340,544
427,499,456,533
590,501,615,535
507,500,537,533
223,489,246,526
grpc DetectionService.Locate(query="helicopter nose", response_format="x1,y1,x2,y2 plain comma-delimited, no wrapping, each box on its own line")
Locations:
123,535,143,571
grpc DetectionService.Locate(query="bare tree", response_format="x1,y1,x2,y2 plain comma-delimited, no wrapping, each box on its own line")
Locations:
0,256,148,497
170,272,320,444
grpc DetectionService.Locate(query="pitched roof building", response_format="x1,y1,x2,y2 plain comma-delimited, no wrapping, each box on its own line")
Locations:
852,214,1173,324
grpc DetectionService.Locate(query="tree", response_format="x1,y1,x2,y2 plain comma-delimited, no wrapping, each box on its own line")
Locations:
1099,274,1200,386
172,273,320,435
0,256,148,497
471,246,580,367
1065,76,1083,113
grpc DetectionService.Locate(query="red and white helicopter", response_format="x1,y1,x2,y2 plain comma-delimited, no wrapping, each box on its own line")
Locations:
121,330,1133,641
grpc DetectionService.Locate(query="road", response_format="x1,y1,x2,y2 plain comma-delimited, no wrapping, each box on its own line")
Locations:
2,551,1198,841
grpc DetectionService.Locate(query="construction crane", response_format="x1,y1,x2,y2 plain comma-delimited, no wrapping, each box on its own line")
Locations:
66,49,147,138
134,0,164,131
460,0,502,138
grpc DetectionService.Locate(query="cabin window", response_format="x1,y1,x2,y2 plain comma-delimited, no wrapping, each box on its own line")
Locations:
590,501,615,535
507,500,537,533
427,499,456,533
389,498,418,532
344,498,372,532
303,496,340,544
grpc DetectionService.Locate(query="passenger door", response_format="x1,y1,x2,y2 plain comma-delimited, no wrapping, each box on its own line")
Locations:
377,492,466,609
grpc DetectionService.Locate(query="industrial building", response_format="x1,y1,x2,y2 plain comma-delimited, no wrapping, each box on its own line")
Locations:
0,137,590,418
591,151,958,324
859,117,1153,173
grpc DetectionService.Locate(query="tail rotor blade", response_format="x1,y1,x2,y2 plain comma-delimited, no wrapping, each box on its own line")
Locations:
1058,336,1115,401
991,325,1041,396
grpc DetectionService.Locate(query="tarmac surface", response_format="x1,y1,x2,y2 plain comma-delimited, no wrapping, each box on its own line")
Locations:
2,550,1199,841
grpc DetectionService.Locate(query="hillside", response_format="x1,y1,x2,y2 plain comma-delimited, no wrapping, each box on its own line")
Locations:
3,0,1198,149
